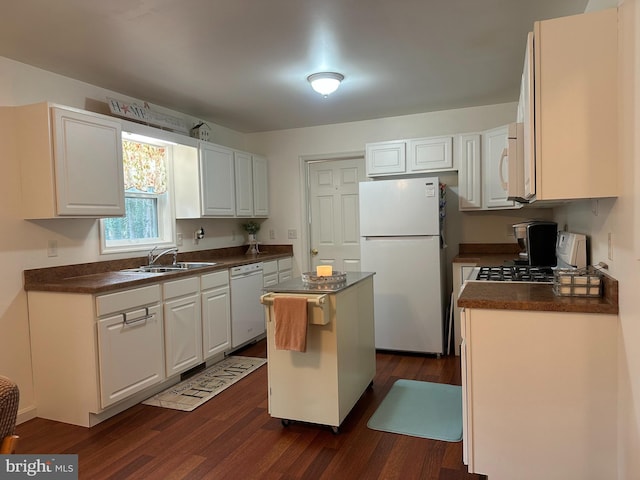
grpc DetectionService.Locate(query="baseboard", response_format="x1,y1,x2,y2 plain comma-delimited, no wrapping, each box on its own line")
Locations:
16,405,37,425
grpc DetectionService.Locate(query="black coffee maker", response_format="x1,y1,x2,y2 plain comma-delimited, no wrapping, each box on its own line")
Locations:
512,221,558,266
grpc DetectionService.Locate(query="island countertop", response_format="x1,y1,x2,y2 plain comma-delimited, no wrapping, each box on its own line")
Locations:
264,272,375,294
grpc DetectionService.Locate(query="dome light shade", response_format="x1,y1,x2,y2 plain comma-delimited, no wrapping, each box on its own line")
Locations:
307,72,344,96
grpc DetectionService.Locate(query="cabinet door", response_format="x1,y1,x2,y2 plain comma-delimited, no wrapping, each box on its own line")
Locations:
457,134,482,210
234,151,253,217
407,136,453,172
365,140,406,176
202,286,231,358
482,126,515,209
164,293,203,376
277,256,293,283
52,107,124,216
252,154,269,217
97,304,164,408
200,142,235,216
534,9,617,200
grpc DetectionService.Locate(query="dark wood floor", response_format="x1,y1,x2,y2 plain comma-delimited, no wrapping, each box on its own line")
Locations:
16,340,485,480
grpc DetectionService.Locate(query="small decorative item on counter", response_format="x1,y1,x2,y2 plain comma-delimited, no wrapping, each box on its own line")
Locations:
553,267,603,297
316,265,333,277
302,271,347,287
242,221,261,255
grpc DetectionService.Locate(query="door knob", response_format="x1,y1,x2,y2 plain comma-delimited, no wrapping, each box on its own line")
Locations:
311,248,318,256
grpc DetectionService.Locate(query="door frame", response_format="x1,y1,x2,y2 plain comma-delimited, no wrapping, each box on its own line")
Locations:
298,151,365,272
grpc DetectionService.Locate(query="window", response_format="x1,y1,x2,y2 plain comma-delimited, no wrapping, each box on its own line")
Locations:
100,134,175,254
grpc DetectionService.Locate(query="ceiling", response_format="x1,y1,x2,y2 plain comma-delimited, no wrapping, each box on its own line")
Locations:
0,0,589,133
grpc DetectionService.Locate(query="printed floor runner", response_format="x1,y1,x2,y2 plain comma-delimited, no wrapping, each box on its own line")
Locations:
367,379,463,442
143,356,267,411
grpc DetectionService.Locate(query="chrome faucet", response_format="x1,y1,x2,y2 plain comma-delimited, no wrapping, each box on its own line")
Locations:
148,246,178,266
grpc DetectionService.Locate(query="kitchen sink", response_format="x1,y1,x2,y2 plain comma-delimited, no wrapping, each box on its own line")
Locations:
174,262,217,269
121,262,217,274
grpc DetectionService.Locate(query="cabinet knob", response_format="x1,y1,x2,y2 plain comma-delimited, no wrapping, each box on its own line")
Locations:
311,248,318,256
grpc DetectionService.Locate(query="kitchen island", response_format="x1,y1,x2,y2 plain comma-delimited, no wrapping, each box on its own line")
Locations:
261,272,375,432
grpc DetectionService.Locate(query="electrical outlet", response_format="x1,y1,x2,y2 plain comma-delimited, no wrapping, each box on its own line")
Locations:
269,229,275,240
608,232,613,261
287,229,297,240
176,233,183,246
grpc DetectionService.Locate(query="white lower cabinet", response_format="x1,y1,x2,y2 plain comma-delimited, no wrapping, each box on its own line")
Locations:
263,257,293,286
28,285,166,426
96,285,165,408
163,277,203,377
263,260,279,287
277,257,293,282
201,270,231,359
462,307,617,480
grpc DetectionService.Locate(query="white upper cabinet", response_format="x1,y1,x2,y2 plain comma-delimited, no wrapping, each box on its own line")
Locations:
201,142,236,216
174,141,269,219
234,151,254,217
458,127,519,211
252,154,269,217
482,126,514,209
530,8,618,201
457,134,482,210
365,140,406,176
407,136,453,172
16,103,125,218
366,136,454,177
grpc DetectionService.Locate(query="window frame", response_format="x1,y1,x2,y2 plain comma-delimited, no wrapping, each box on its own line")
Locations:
99,132,177,255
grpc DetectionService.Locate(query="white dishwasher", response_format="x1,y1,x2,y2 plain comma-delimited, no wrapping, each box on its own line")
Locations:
230,262,265,348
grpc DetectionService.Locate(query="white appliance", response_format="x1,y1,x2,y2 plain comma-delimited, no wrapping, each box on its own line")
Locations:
359,177,445,354
555,231,587,268
230,262,265,348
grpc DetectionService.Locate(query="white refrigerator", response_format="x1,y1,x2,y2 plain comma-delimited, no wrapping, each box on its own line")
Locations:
359,177,445,354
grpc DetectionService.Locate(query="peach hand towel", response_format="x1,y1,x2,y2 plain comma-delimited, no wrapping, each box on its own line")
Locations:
273,296,308,352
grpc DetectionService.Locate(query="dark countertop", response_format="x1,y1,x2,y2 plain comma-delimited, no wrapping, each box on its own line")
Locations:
458,277,619,314
264,272,375,294
454,243,619,315
24,245,293,294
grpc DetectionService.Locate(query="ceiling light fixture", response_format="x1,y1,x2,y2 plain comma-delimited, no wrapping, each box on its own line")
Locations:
307,72,344,97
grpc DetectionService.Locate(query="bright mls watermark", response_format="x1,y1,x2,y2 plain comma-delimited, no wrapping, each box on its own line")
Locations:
0,455,78,479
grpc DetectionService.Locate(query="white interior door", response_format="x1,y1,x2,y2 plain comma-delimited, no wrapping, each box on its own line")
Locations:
308,158,366,273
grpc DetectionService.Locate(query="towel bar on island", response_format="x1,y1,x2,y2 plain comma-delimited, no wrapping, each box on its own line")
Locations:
260,293,329,325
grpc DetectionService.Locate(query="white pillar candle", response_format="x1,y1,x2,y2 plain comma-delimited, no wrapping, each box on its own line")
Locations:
316,265,333,277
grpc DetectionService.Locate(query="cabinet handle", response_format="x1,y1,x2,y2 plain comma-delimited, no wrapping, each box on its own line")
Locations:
499,147,509,191
122,307,154,326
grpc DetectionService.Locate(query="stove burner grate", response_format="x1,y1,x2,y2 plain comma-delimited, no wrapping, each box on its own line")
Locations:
475,266,554,283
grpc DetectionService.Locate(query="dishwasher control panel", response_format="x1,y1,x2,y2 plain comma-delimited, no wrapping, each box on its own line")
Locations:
230,262,263,277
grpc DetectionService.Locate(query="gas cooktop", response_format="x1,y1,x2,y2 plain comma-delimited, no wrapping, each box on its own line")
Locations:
470,265,555,283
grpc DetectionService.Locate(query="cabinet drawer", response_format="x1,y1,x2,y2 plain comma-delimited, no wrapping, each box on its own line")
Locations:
277,257,292,271
164,276,200,300
201,270,229,290
262,260,278,276
96,284,161,317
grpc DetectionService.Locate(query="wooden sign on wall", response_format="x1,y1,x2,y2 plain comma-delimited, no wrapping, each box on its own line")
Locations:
107,97,190,134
